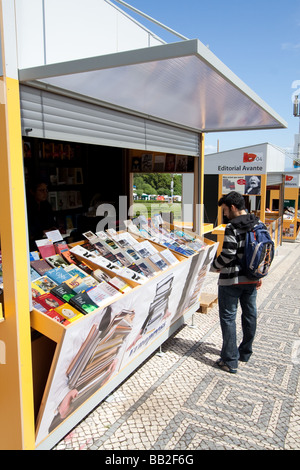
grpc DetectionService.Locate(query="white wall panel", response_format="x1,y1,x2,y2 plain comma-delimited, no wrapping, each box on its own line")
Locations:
15,0,164,69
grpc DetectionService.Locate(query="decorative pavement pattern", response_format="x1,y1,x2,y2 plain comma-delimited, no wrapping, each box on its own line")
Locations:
54,238,300,450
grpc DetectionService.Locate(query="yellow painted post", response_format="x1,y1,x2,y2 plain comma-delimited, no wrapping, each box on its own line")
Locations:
193,133,205,234
199,133,205,235
217,175,223,225
0,4,35,450
260,174,267,224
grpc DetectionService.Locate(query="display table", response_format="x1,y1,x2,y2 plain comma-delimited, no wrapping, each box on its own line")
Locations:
30,229,217,449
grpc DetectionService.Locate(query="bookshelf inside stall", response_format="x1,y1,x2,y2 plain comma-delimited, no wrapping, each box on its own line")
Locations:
23,138,126,239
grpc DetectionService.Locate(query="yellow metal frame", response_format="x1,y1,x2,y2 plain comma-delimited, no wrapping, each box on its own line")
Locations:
0,7,35,449
213,174,271,254
271,186,300,241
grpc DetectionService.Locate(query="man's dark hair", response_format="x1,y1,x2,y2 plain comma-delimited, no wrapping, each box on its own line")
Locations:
218,191,246,210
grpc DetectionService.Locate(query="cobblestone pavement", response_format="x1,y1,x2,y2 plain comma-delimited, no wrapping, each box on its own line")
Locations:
54,238,300,451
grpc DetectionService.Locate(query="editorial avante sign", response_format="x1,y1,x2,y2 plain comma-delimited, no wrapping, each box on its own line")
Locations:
206,150,266,175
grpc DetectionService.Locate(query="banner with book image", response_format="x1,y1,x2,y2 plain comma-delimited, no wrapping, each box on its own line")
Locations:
35,242,217,445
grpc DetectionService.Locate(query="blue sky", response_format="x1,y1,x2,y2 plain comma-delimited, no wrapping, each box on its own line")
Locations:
111,0,300,167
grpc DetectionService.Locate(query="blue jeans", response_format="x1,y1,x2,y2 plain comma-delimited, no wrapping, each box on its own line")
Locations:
218,284,258,369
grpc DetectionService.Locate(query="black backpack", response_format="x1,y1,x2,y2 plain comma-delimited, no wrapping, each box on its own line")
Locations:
240,223,275,279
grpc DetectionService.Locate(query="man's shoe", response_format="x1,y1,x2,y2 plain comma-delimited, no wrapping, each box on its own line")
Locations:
215,359,237,374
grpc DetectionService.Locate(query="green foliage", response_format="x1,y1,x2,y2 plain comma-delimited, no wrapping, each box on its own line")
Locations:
133,173,182,196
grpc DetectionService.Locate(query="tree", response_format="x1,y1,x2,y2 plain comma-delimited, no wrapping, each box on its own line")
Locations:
133,173,182,196
142,183,156,195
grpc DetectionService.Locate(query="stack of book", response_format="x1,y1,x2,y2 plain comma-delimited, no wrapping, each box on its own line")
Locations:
30,234,134,325
66,308,135,399
30,222,200,326
70,230,180,283
124,216,206,257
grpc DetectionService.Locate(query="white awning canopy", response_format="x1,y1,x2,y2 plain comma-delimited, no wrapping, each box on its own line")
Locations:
18,39,287,133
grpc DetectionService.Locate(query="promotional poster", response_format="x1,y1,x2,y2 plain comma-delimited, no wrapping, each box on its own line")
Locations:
35,243,217,445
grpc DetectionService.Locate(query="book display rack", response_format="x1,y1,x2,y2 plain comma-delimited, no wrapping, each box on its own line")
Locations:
268,175,300,242
29,219,217,449
210,173,283,255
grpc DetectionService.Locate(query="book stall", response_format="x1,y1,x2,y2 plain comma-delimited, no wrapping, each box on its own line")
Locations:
269,174,300,241
29,217,217,448
204,143,286,253
0,0,287,450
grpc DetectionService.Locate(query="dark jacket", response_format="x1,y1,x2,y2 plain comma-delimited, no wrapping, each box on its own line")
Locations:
211,213,260,285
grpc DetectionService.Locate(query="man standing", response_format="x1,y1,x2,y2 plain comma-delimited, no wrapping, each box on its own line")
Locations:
211,191,262,373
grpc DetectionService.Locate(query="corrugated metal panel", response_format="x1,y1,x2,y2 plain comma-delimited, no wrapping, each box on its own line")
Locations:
267,173,284,186
20,85,199,155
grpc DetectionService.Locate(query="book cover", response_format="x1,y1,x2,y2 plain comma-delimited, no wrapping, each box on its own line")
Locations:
51,283,76,303
93,241,112,257
62,250,94,274
124,247,141,262
30,266,41,281
135,259,157,278
148,253,169,271
141,153,153,172
35,239,56,258
159,249,179,266
73,275,98,293
48,192,58,211
54,303,84,323
36,292,65,310
84,284,112,306
45,254,69,268
131,156,141,172
175,155,188,172
101,250,123,266
153,154,165,172
80,241,98,253
102,237,120,252
87,282,121,306
30,259,53,276
54,240,69,254
118,266,147,284
46,309,70,326
32,298,48,313
69,291,99,315
187,240,206,252
64,264,90,279
113,250,133,267
92,269,112,284
126,263,144,275
165,154,176,172
32,275,58,293
31,282,46,299
112,232,137,248
82,231,97,241
57,191,69,210
61,250,78,265
41,141,53,159
63,274,85,291
132,240,158,258
29,251,40,261
45,266,73,284
108,276,132,294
